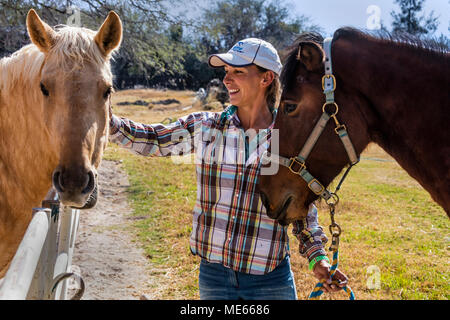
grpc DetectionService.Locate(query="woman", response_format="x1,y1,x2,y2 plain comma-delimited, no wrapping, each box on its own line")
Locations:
109,38,348,299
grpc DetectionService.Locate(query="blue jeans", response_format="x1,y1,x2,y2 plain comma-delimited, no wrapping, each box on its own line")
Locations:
198,256,297,300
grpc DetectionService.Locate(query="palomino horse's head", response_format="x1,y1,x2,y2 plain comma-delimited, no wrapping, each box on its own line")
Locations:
26,10,122,208
258,34,369,225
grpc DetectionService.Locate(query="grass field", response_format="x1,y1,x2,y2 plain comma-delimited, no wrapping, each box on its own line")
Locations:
104,89,449,300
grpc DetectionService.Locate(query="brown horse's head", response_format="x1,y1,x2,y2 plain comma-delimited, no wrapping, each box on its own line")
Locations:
26,9,122,208
259,33,369,224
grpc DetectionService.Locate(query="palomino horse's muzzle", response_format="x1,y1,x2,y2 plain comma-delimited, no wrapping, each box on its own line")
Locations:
52,166,98,209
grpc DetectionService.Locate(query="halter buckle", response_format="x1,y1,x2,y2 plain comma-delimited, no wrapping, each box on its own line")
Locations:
308,178,325,195
322,74,336,92
288,157,306,175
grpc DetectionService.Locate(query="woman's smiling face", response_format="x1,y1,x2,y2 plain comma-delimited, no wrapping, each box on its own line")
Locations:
222,64,266,107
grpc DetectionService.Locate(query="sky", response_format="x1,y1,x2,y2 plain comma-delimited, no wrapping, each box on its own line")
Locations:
187,0,449,38
292,0,449,37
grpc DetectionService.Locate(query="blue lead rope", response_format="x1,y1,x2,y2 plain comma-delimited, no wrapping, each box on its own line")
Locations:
308,249,355,300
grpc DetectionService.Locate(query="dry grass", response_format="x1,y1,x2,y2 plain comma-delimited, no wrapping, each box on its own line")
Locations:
104,89,449,300
111,89,208,125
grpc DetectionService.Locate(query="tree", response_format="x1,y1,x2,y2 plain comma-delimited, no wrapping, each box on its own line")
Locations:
0,0,323,90
0,0,193,89
196,0,321,55
188,0,321,89
0,1,68,56
391,0,439,36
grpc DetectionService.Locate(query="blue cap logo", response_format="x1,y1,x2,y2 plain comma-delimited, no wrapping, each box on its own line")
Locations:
232,41,244,53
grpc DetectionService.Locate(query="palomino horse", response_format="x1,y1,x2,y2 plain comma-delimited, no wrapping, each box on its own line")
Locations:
0,10,122,277
259,28,449,225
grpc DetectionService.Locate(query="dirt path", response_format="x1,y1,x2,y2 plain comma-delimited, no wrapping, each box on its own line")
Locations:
70,160,155,300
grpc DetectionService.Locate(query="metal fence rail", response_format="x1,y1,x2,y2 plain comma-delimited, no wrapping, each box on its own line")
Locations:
0,188,84,300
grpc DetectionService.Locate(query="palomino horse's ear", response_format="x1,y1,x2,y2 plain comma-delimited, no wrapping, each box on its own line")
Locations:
296,42,325,72
94,11,123,57
26,9,57,53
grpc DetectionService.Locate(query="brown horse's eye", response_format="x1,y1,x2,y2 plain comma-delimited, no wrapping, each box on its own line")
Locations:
40,83,49,96
103,86,113,99
284,103,297,114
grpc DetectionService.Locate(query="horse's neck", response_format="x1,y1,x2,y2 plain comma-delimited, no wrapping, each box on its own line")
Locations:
335,36,448,145
334,36,450,211
0,48,57,211
335,37,446,116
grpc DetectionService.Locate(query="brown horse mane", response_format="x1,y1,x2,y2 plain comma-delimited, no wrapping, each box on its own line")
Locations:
334,27,449,56
281,27,449,87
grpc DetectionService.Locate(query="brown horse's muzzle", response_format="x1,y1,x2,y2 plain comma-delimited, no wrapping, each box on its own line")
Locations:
52,165,98,209
259,173,312,224
260,191,293,226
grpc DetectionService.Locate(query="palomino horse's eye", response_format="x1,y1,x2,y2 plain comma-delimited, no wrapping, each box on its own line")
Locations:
103,87,113,99
284,103,297,114
40,83,49,96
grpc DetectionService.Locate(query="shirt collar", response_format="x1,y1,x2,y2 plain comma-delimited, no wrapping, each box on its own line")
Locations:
220,105,237,123
221,105,277,129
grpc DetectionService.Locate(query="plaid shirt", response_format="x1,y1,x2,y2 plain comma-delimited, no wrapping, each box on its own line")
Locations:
110,105,327,275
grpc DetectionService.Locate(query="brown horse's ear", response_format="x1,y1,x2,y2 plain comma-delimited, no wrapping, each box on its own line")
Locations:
95,11,122,57
297,42,325,72
26,9,57,53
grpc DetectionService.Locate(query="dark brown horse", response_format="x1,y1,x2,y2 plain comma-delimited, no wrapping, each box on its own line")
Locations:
258,28,449,225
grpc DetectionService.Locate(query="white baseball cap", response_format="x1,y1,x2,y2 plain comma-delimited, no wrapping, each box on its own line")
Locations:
208,38,282,76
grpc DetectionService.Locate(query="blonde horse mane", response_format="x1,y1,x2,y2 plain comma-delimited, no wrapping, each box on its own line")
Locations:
50,25,110,69
0,44,44,100
0,25,113,98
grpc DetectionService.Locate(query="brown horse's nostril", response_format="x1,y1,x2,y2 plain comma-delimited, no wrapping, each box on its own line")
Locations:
81,170,95,194
52,169,64,193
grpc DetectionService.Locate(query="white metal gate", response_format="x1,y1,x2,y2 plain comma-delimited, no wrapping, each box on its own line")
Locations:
0,188,84,300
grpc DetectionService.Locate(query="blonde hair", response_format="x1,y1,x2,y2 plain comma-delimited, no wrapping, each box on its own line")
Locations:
256,65,281,112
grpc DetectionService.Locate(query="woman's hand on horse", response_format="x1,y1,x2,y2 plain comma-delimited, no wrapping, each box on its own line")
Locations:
313,260,348,293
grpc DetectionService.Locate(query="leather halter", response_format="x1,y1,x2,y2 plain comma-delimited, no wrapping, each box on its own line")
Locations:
262,38,359,201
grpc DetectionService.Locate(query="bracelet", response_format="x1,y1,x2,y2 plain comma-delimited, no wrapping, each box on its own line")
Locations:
309,255,330,270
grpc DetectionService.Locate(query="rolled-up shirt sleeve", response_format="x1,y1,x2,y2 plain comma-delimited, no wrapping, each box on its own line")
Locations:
109,113,206,157
292,203,328,262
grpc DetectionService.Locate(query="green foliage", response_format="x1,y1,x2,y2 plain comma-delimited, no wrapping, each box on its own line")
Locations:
391,0,439,36
0,0,66,56
196,0,321,54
